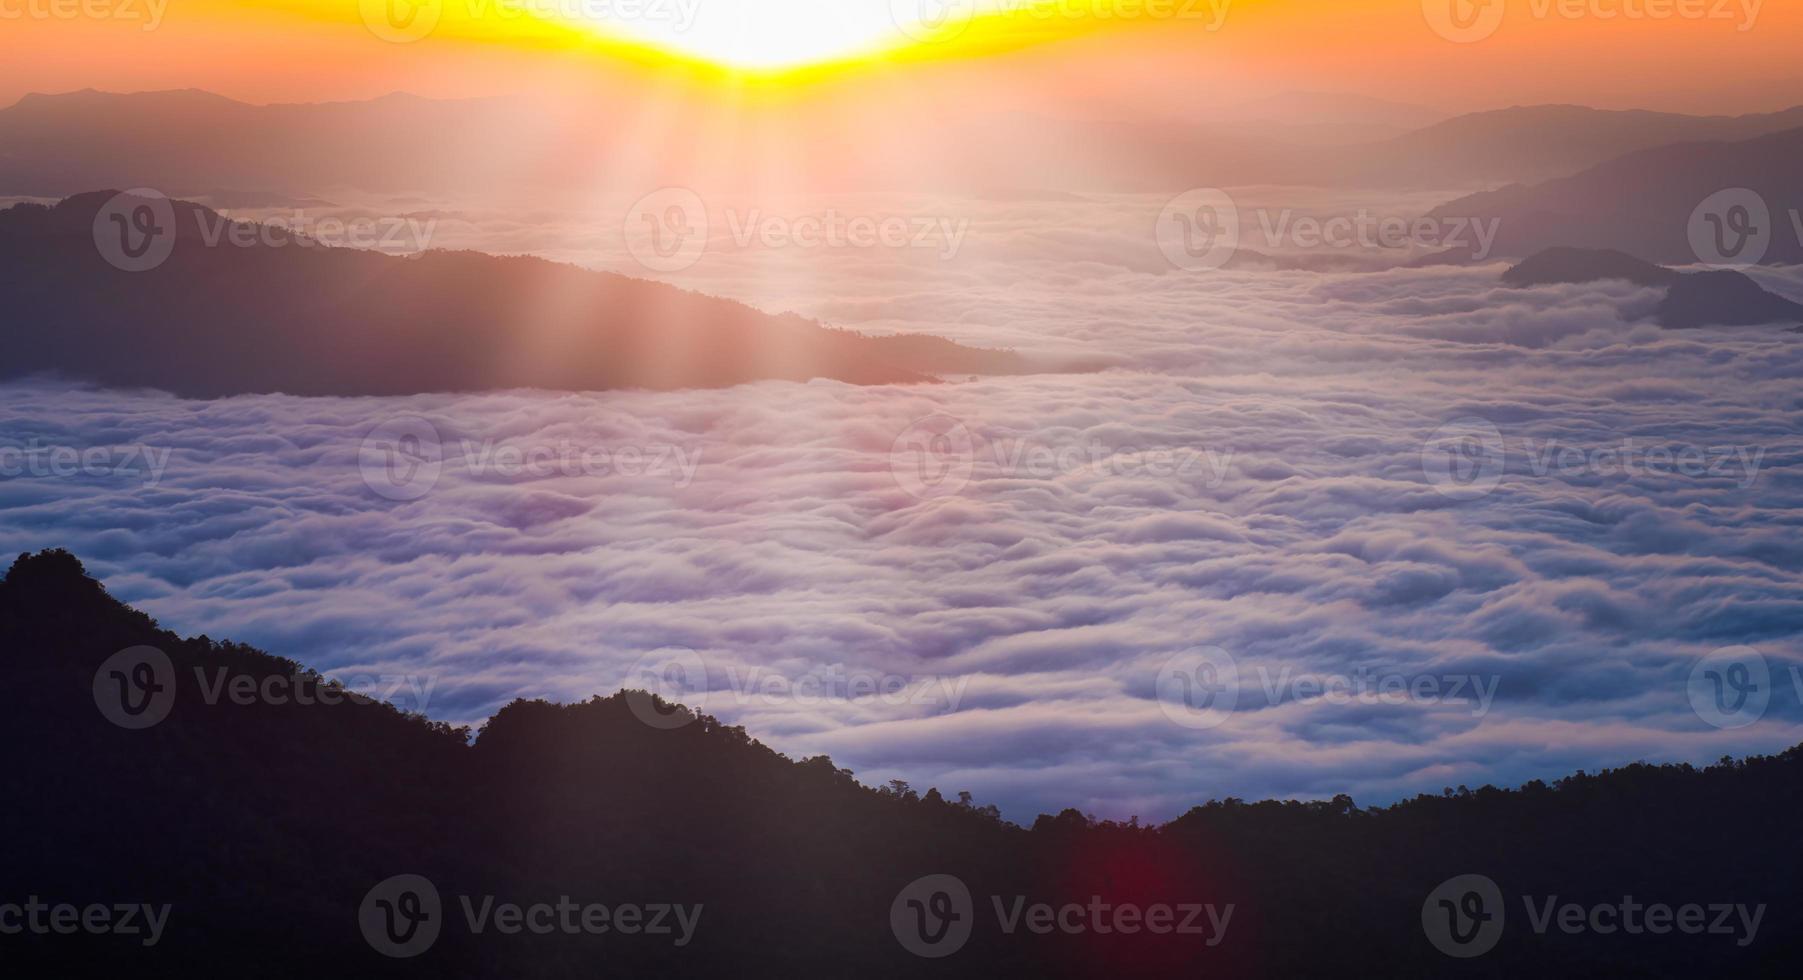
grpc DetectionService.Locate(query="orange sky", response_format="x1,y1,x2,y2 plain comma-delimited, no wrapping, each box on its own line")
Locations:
0,0,1797,115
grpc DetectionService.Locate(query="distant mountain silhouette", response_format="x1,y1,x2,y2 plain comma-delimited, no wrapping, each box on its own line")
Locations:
1501,247,1682,288
0,89,534,199
7,91,1803,196
1202,90,1448,128
1430,126,1803,264
0,192,1048,397
1502,247,1803,328
1335,104,1803,189
1187,90,1448,146
4,548,1799,976
1660,272,1803,329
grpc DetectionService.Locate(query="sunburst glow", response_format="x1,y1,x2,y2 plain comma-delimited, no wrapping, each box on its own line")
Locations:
562,0,999,70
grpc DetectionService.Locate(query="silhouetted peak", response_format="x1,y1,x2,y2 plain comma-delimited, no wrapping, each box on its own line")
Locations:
1031,808,1095,834
8,88,112,109
5,88,249,114
477,695,641,755
5,547,90,586
54,188,222,222
1659,269,1803,328
1500,248,1803,328
475,692,738,756
365,91,431,104
0,190,225,240
2,190,316,252
0,548,113,613
1502,247,1679,287
1,192,1041,396
473,696,578,747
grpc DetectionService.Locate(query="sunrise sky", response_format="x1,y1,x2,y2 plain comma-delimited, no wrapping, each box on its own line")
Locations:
2,0,1797,114
9,0,1803,830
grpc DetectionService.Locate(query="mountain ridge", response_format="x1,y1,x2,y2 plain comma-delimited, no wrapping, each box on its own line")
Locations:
3,548,1800,976
1428,126,1803,264
1501,246,1803,328
0,191,1056,397
8,90,1803,195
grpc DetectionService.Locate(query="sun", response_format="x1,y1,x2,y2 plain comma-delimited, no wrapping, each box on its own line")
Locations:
560,0,991,70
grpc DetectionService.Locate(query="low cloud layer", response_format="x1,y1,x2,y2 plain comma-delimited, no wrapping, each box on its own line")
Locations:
5,194,1802,821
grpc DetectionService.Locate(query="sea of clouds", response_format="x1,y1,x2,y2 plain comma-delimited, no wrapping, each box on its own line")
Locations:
4,191,1803,821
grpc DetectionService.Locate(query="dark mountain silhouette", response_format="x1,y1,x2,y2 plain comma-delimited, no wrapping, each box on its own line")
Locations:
858,101,1803,192
1501,247,1682,288
1332,103,1803,188
7,91,1803,196
1429,126,1803,264
1176,90,1449,147
3,548,1799,977
1502,247,1803,328
0,89,537,199
1660,271,1803,329
1200,90,1448,129
0,192,1049,397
